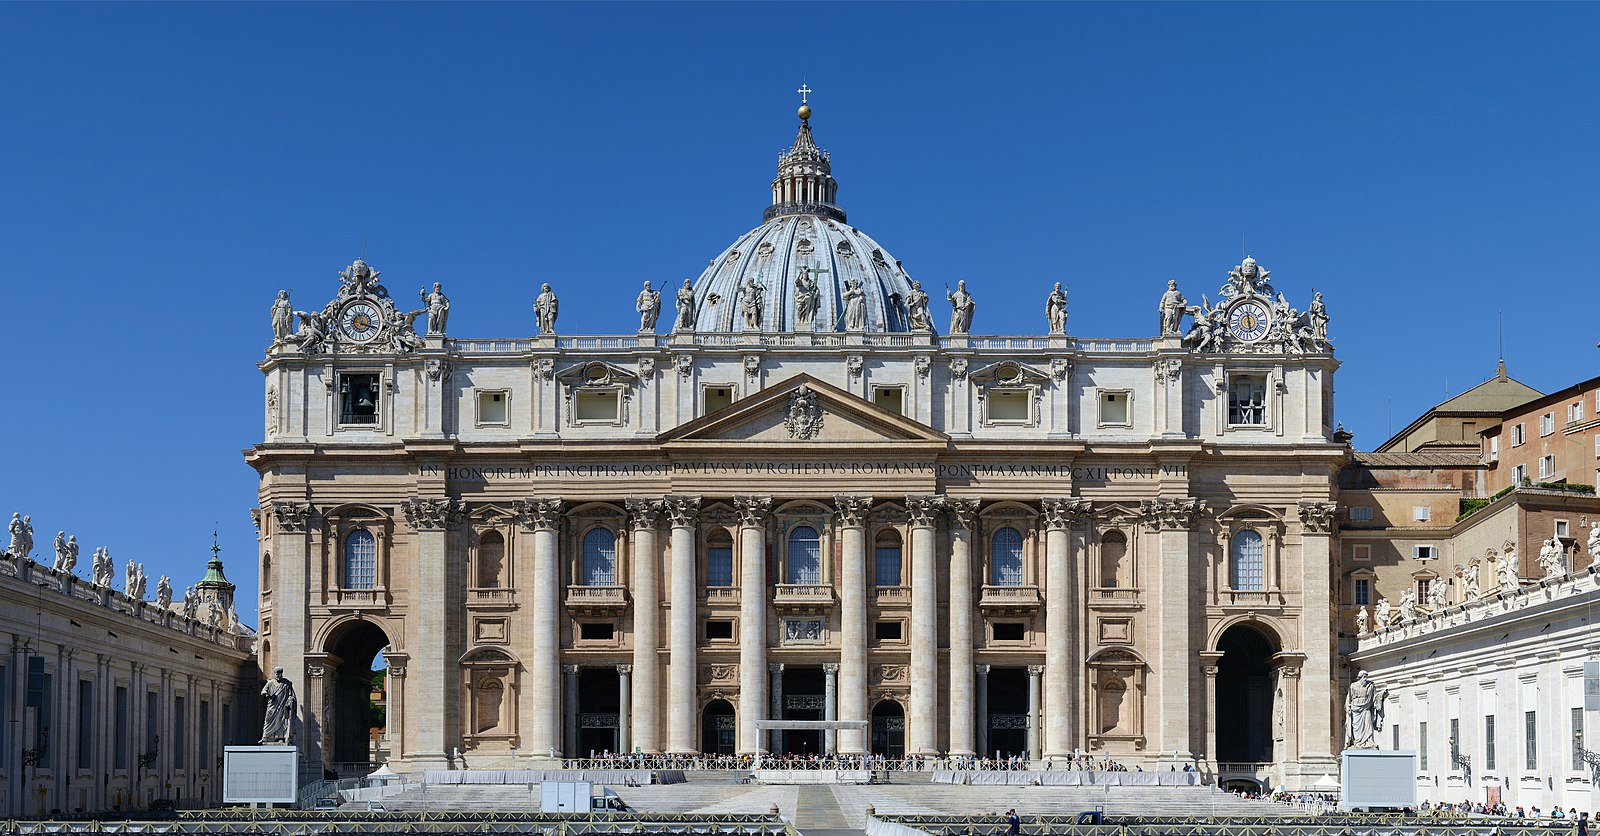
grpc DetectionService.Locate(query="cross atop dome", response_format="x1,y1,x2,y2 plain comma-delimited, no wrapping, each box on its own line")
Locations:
767,91,840,223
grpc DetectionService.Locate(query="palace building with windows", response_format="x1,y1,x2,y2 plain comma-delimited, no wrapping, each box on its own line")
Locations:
247,103,1347,789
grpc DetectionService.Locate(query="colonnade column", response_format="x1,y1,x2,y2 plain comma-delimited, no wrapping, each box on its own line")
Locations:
624,498,664,753
563,665,580,757
907,495,943,755
823,663,839,754
768,663,784,755
975,665,991,758
1297,501,1339,771
664,496,701,754
946,499,979,757
1041,498,1090,759
833,495,872,755
515,498,564,759
407,497,465,765
617,665,633,755
1026,665,1043,761
735,495,772,755
1147,496,1204,761
385,660,407,758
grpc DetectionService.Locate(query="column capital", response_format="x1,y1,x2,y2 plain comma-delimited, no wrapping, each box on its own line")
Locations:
406,497,466,531
822,662,840,675
514,498,564,531
975,664,991,675
946,497,980,529
388,665,407,679
625,498,665,530
832,495,874,528
1041,497,1093,530
270,501,313,533
1026,664,1045,676
663,495,702,528
906,495,944,527
768,662,784,674
1140,497,1207,531
1297,501,1339,534
561,664,580,675
616,664,633,675
733,495,773,528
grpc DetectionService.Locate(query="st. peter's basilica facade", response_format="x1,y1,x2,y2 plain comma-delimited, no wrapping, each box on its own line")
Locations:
248,103,1345,788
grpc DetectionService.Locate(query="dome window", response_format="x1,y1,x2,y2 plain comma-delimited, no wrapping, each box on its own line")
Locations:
727,249,741,263
757,242,775,259
796,238,814,258
836,241,855,260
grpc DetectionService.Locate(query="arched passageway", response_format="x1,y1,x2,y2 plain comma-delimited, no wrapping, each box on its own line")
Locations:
870,699,904,758
324,620,390,771
1215,624,1277,764
701,700,735,754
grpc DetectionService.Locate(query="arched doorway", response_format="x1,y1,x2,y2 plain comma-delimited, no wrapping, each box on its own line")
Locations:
701,700,735,754
1215,623,1277,764
870,700,904,758
324,620,390,773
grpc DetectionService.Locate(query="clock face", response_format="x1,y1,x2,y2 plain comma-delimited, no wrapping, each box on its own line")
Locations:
1227,300,1271,343
340,302,383,342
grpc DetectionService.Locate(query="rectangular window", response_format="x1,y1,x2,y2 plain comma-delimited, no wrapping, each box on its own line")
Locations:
987,390,1030,423
1485,714,1496,771
1541,413,1555,436
1352,544,1372,562
1571,402,1584,423
578,622,614,641
1449,717,1460,764
1413,505,1431,522
1490,436,1500,461
1573,707,1584,772
575,390,620,422
77,680,93,770
874,546,902,586
199,701,210,772
872,386,904,416
703,386,733,414
476,390,508,425
1556,519,1570,538
1353,578,1371,605
1594,434,1600,457
1098,390,1130,426
1512,423,1526,446
992,622,1026,642
874,621,903,641
1417,578,1431,601
1512,464,1527,485
705,543,733,587
1228,375,1268,425
174,696,186,770
1392,722,1400,751
37,672,51,759
114,686,128,769
1350,506,1374,522
146,692,159,766
704,620,733,641
1419,721,1428,770
222,702,231,748
1525,710,1538,771
1413,545,1438,560
1539,455,1555,479
337,372,381,425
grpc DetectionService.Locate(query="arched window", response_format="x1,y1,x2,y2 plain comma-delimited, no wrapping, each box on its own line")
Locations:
990,526,1024,586
874,530,903,587
1099,530,1127,589
582,528,617,586
1230,530,1264,591
787,525,821,585
343,530,376,589
261,553,272,592
477,531,505,589
706,531,733,587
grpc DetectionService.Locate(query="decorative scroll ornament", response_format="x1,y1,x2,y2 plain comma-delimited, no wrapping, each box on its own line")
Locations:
1297,501,1338,533
1170,257,1332,355
270,502,313,533
733,495,773,527
915,355,932,381
273,258,429,356
512,497,564,531
832,495,874,528
1153,358,1183,383
1042,497,1094,529
707,664,738,682
950,358,969,380
625,497,664,530
405,497,465,531
663,495,702,527
1140,497,1207,531
872,664,908,684
784,384,825,439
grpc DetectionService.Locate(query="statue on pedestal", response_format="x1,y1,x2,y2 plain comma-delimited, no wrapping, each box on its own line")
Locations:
1374,595,1391,628
740,277,765,329
270,291,295,345
635,281,661,332
1045,282,1068,334
1344,671,1387,749
842,278,867,330
946,280,975,334
905,280,932,331
420,283,451,336
1538,536,1565,578
92,547,113,587
794,268,819,327
260,667,297,745
52,532,77,574
673,279,697,332
534,283,559,335
1396,589,1417,623
155,576,172,610
1495,541,1521,589
1588,524,1600,565
183,586,198,621
1354,606,1369,636
1158,280,1187,336
1426,576,1447,610
1458,560,1482,601
7,514,32,558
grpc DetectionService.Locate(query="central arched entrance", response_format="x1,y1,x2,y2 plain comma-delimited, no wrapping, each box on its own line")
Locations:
869,699,904,758
324,620,390,774
1215,623,1278,765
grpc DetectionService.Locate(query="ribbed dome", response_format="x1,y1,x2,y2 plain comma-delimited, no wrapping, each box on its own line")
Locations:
684,107,923,334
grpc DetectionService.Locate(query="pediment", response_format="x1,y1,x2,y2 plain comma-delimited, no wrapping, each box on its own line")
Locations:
660,374,947,446
970,360,1050,387
555,360,637,386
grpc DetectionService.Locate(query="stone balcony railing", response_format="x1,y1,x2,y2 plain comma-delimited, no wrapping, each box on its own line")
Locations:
565,584,629,615
447,333,1158,355
468,587,516,606
979,584,1042,613
1356,563,1600,650
702,586,740,603
874,585,911,605
1090,587,1141,602
330,587,387,609
774,583,834,614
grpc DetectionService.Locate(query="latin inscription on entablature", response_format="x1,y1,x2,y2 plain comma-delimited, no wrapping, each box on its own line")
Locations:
422,461,1187,483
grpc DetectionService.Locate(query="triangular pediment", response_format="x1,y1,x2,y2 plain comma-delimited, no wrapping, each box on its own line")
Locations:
660,374,947,446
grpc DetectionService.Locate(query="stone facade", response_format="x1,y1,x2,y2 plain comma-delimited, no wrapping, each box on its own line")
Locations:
248,105,1346,788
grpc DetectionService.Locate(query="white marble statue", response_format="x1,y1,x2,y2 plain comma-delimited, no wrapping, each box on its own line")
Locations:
1374,595,1392,628
226,604,240,634
635,281,660,332
1426,576,1447,610
338,258,380,295
673,279,697,331
124,558,137,593
1355,605,1370,636
421,283,451,336
133,565,147,599
59,534,78,574
52,531,74,573
842,278,867,330
1495,543,1520,589
270,290,295,344
905,280,932,331
1046,282,1068,335
740,277,764,329
182,586,198,621
7,513,32,558
1588,524,1600,565
1158,280,1187,336
1307,291,1329,342
534,283,559,335
1396,589,1417,623
292,309,328,353
946,280,975,334
1459,560,1481,600
155,575,172,610
260,667,297,745
1538,536,1565,578
1345,671,1387,749
206,600,222,627
794,268,819,327
93,547,113,587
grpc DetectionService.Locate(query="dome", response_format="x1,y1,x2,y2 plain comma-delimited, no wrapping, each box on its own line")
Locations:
684,107,923,334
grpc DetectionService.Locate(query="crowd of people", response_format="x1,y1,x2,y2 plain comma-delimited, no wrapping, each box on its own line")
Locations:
554,751,1133,772
1230,789,1598,825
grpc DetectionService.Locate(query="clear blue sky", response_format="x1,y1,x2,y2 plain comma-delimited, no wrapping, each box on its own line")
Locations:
2,2,1596,623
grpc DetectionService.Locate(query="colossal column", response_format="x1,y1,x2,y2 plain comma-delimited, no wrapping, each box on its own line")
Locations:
1142,496,1205,761
625,498,664,753
906,495,943,755
515,497,563,758
1041,497,1091,758
946,498,979,757
1297,502,1340,771
663,496,701,753
407,497,465,764
735,495,772,755
833,494,873,755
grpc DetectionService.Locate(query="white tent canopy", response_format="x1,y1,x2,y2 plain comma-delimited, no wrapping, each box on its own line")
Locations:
1312,773,1342,790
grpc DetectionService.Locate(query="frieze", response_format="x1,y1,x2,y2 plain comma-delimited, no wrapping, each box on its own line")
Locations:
783,618,824,642
706,663,738,683
418,460,1183,482
405,498,465,531
872,664,908,684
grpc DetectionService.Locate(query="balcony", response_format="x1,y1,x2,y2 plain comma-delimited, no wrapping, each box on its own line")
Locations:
329,588,386,610
468,588,517,607
979,584,1042,614
773,583,834,615
874,585,912,605
565,584,629,615
702,586,740,604
1089,587,1143,608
